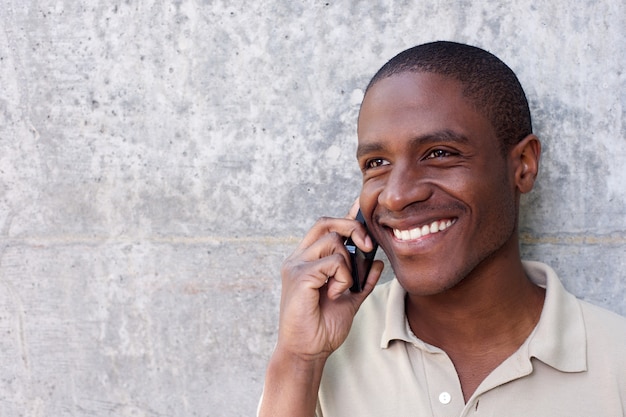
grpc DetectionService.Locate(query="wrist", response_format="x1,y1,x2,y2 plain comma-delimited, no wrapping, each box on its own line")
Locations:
258,347,328,417
269,344,330,377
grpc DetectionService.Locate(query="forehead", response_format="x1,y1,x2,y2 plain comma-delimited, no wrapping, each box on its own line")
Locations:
357,72,495,145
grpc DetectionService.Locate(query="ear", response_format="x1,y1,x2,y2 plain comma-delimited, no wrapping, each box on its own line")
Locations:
510,134,541,194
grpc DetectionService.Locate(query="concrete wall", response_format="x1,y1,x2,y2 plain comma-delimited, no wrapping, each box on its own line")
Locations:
0,1,623,416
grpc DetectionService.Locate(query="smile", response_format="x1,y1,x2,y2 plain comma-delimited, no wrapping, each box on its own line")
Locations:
393,219,456,241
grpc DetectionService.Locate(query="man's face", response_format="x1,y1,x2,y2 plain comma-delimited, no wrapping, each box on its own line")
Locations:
357,72,519,296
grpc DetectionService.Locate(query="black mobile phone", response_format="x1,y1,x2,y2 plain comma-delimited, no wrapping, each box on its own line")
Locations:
345,209,378,292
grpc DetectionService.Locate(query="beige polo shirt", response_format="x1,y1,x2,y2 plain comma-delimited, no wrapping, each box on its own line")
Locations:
317,261,626,416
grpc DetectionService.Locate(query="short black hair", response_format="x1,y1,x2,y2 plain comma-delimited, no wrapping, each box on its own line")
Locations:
365,41,532,150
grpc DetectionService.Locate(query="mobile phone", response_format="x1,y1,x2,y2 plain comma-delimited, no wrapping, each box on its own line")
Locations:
345,209,378,292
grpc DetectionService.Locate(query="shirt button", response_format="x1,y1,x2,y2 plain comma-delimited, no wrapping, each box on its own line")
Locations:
439,392,451,405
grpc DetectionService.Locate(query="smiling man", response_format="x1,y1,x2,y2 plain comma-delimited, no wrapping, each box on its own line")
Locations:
258,41,626,417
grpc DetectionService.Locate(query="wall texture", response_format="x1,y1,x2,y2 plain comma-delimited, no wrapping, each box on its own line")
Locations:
0,1,624,416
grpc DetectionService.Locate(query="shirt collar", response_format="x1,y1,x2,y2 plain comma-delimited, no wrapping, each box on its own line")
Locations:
380,278,411,349
379,261,587,372
523,261,587,372
379,279,442,353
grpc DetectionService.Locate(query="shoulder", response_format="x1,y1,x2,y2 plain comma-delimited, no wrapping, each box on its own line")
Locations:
576,298,626,383
579,299,626,345
527,260,626,346
350,279,404,338
356,279,396,318
330,280,399,360
346,280,395,340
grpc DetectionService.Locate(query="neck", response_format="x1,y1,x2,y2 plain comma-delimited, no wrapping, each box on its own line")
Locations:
405,251,545,402
407,257,544,349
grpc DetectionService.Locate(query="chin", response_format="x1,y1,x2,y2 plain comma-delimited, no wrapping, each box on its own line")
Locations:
389,260,466,296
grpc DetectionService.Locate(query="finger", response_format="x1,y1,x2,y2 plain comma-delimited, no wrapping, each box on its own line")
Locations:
345,198,360,220
288,253,353,293
296,231,352,266
326,259,384,301
361,260,384,295
322,266,355,299
295,217,372,254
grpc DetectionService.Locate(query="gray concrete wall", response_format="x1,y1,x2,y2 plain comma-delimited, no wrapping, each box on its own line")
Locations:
0,1,623,416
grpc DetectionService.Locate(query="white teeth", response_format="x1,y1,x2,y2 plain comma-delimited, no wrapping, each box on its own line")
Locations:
393,219,455,241
439,220,452,231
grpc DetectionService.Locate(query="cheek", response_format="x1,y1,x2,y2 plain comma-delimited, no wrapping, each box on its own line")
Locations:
473,173,518,235
359,180,383,214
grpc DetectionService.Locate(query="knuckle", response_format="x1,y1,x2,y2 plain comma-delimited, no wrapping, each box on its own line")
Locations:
314,216,333,229
330,252,348,267
280,258,299,277
281,258,314,281
327,231,343,243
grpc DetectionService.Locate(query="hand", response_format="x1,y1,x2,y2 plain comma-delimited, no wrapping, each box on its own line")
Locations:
258,204,384,417
276,206,384,361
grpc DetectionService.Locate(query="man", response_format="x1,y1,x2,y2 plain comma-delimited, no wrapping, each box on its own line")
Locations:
258,41,626,416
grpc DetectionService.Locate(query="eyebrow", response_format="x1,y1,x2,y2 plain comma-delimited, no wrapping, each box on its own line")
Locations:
356,129,470,159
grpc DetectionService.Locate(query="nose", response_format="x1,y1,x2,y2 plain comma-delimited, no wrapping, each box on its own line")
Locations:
378,162,432,212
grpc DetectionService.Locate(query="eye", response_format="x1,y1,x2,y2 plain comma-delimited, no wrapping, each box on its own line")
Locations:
364,158,390,169
425,149,452,159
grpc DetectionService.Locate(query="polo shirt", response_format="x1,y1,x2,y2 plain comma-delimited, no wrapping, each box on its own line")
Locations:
316,261,626,416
